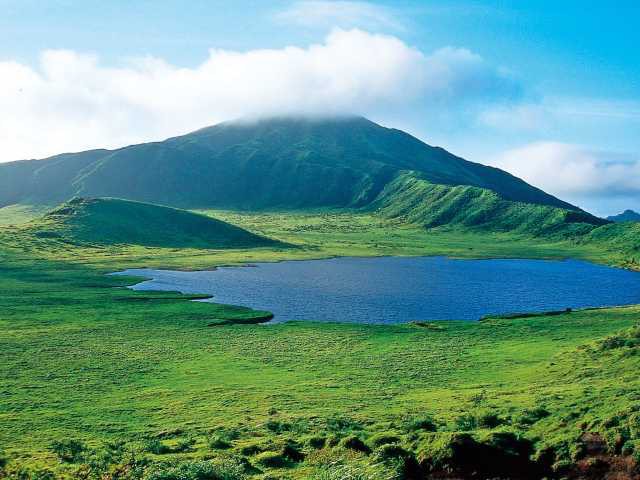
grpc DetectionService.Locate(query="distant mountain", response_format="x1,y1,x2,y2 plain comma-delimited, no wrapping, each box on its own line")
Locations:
1,116,577,211
30,197,280,249
607,210,640,223
1,116,611,237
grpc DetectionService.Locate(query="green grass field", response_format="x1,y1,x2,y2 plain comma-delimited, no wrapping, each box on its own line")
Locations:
1,209,639,479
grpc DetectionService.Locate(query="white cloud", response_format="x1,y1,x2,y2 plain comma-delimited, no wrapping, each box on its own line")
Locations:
0,29,517,162
479,97,640,133
492,142,640,209
479,104,551,131
274,1,403,30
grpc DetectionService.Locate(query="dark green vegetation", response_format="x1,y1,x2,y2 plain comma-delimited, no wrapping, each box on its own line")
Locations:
24,197,282,249
0,116,577,211
608,210,640,223
371,171,606,236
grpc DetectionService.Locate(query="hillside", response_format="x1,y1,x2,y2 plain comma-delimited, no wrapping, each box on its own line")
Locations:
0,116,577,212
608,209,640,223
28,197,280,249
370,171,607,237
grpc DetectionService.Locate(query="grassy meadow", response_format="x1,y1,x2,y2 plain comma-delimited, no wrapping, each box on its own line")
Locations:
1,207,640,479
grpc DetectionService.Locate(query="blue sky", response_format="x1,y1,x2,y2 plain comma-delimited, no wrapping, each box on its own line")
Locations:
1,0,638,215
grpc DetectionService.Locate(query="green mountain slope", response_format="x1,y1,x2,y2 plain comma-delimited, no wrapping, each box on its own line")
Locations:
0,116,576,211
28,197,280,249
370,171,607,236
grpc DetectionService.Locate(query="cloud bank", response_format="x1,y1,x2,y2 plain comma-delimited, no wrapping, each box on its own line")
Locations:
1,28,518,162
493,142,640,214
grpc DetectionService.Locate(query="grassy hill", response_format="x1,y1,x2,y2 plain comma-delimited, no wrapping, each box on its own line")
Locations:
370,171,607,237
0,116,577,212
28,197,281,249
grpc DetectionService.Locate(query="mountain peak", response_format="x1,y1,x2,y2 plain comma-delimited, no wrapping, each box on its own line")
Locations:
607,209,640,223
2,117,578,214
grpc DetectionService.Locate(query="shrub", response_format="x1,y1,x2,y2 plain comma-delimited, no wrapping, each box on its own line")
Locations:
374,443,409,461
143,458,246,480
282,440,305,463
0,450,6,471
264,420,291,434
326,435,341,447
340,436,371,454
254,451,289,469
405,417,437,432
454,414,477,431
622,440,636,456
628,412,640,439
306,436,326,450
516,406,550,426
175,437,196,453
208,436,232,450
144,439,171,455
368,433,401,448
50,439,87,463
476,411,505,429
239,442,268,456
326,417,362,434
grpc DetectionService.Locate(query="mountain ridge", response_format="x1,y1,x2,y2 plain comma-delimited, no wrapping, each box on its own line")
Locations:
0,116,579,213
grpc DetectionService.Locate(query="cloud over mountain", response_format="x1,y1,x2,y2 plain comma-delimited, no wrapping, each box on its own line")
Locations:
1,29,519,162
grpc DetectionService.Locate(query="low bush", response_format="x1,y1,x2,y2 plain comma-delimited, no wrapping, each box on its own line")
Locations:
144,439,171,455
628,412,640,439
238,442,269,456
305,436,326,450
326,416,363,434
264,420,291,434
368,433,401,448
282,440,305,462
340,436,371,454
50,439,87,463
476,410,505,429
516,406,550,426
209,435,232,450
175,437,196,453
405,417,437,432
453,414,477,431
254,451,289,469
373,443,409,461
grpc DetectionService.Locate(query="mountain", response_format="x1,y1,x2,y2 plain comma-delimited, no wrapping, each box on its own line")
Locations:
1,116,611,237
607,210,640,223
1,116,577,211
29,197,280,249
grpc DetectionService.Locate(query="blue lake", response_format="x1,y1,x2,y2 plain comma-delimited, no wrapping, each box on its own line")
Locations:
114,256,640,324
